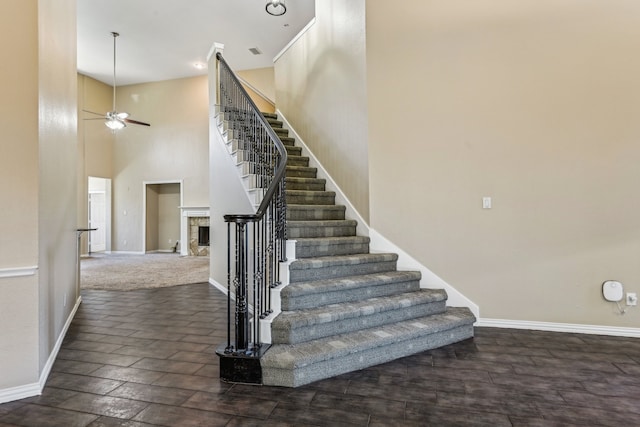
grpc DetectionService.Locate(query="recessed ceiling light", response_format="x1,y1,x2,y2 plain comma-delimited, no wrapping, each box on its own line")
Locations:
193,62,207,70
248,47,262,55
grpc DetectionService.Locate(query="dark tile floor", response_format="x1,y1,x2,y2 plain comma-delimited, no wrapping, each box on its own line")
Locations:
1,283,639,426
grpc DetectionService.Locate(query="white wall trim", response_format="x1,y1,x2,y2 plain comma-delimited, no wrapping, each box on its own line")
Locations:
477,318,640,338
110,251,145,255
0,381,40,405
0,296,81,404
0,266,38,279
273,17,316,63
209,277,228,296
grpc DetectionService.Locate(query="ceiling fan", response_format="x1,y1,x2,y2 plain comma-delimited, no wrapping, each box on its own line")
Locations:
84,32,150,130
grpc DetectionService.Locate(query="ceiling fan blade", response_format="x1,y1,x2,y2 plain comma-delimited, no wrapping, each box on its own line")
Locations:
124,118,151,127
83,109,106,117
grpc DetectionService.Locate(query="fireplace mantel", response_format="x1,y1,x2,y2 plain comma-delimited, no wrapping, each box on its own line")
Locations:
179,206,210,256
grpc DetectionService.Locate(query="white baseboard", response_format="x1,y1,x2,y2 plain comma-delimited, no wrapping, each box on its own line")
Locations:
110,251,145,255
0,296,82,404
477,318,640,338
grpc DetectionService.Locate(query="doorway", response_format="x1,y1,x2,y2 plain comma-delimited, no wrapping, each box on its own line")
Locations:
88,176,112,253
144,181,182,253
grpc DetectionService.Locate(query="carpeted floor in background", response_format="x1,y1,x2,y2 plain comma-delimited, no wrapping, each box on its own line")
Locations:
80,252,209,291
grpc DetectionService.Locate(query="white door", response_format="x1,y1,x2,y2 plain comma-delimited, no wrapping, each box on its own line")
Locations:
88,191,106,252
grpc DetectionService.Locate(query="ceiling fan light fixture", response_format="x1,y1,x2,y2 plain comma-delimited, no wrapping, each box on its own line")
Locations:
105,118,125,130
266,0,286,16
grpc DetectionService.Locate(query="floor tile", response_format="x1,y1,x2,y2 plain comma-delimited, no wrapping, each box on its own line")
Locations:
133,403,232,427
56,393,149,419
2,283,639,427
108,383,196,406
0,403,98,427
45,372,123,395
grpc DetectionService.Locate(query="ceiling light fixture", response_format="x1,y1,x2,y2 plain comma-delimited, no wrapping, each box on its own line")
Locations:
266,0,286,16
193,62,207,70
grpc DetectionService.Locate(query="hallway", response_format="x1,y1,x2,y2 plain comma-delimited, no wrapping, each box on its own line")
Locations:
1,283,639,426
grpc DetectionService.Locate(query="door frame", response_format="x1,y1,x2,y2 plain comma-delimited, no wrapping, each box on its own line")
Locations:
87,176,112,253
142,179,184,253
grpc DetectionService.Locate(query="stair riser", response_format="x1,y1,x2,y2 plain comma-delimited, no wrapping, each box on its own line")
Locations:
272,300,447,345
282,277,419,311
288,225,356,239
286,193,335,205
286,182,325,191
295,241,369,258
287,207,345,221
263,324,474,387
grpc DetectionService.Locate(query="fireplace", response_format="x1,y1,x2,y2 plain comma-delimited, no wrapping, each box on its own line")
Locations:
198,226,210,247
179,207,210,256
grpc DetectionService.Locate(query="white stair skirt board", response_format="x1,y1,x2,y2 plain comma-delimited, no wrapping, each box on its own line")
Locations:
478,318,640,338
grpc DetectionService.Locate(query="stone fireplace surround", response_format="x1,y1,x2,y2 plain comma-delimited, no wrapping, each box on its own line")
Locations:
179,207,210,256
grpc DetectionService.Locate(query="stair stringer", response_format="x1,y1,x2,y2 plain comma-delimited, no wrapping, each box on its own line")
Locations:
275,109,479,320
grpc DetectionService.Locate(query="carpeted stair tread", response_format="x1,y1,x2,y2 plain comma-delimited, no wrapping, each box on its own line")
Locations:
287,204,345,221
272,289,448,344
261,112,278,120
285,177,325,191
279,136,296,146
281,270,421,310
285,146,302,156
294,236,369,258
286,166,317,178
286,155,310,167
286,190,336,205
267,119,283,128
289,253,398,283
288,220,357,239
261,307,476,387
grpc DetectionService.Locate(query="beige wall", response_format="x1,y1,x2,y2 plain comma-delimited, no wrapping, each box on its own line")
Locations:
1,0,78,394
0,0,40,391
112,76,209,253
237,67,276,113
367,1,640,326
37,0,78,370
274,0,370,221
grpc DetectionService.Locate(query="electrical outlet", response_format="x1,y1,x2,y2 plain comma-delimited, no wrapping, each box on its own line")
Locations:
627,292,637,306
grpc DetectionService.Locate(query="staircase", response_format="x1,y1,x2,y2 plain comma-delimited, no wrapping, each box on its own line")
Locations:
258,113,476,387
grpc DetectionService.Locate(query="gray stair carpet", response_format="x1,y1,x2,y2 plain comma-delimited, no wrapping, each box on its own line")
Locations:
260,112,476,387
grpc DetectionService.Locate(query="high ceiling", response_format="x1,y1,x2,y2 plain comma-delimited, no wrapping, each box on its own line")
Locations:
77,0,315,86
